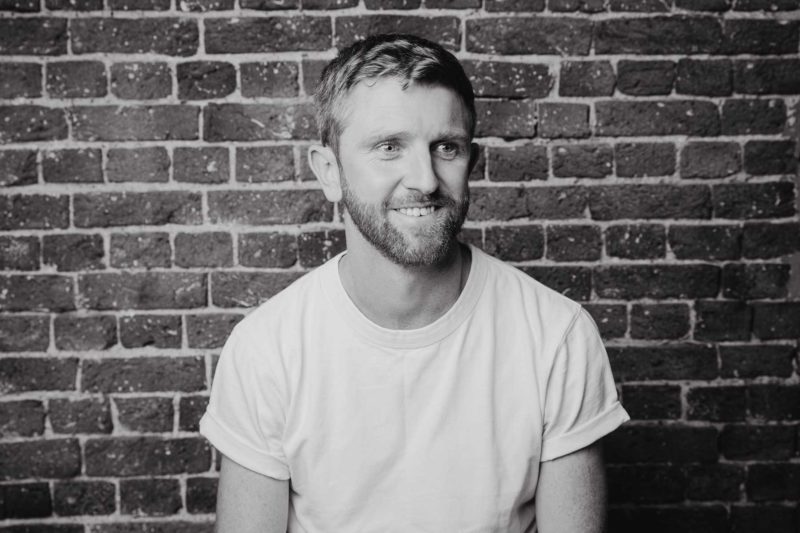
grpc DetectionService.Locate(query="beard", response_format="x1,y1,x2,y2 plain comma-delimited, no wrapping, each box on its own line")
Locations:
339,176,469,268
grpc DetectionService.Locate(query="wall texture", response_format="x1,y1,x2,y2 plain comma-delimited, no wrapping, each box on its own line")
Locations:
1,0,799,531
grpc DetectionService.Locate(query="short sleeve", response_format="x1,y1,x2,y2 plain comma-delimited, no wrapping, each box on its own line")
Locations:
540,307,629,462
199,326,291,480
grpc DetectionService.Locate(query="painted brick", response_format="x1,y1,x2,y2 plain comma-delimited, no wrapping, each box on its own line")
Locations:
733,59,800,94
0,400,44,437
204,103,315,141
552,144,612,178
178,61,235,100
685,464,745,501
205,17,331,53
747,464,800,501
47,0,102,8
720,344,795,379
595,16,723,54
467,17,592,55
336,16,459,50
0,236,39,271
744,140,797,176
608,344,718,381
186,313,243,349
53,481,116,516
238,232,298,268
695,300,752,341
0,18,67,55
486,145,547,182
107,148,170,183
687,386,747,421
0,439,81,480
610,506,728,533
723,19,799,55
54,314,117,350
179,396,208,432
483,225,544,261
0,483,51,518
0,105,68,143
469,186,588,221
241,62,299,97
722,263,790,300
713,182,795,219
0,63,41,98
46,61,106,98
0,150,37,187
49,397,112,434
174,232,233,268
734,0,800,8
364,0,421,8
84,437,210,476
110,233,171,269
615,143,675,177
71,106,198,141
42,149,102,183
0,357,77,392
486,0,545,9
668,225,741,260
538,104,590,139
590,185,711,220
608,465,685,504
74,192,202,228
520,266,592,301
43,233,105,271
464,61,552,99
88,522,214,533
0,274,75,311
236,146,294,183
621,385,681,420
722,99,786,135
749,384,800,420
83,356,205,393
605,224,666,259
595,100,720,137
208,190,331,225
752,303,800,340
630,303,690,340
115,397,174,433
680,142,741,179
119,314,182,349
174,147,228,184
545,224,601,261
0,315,49,352
742,222,800,259
121,478,182,516
211,271,303,307
186,477,217,514
108,0,169,9
617,60,675,95
558,61,614,96
583,304,627,339
605,425,719,464
674,0,730,9
298,230,347,268
71,18,198,56
239,0,297,7
110,62,172,100
610,0,670,10
675,59,732,96
548,0,604,11
475,100,536,138
720,424,796,460
79,272,206,310
731,505,798,533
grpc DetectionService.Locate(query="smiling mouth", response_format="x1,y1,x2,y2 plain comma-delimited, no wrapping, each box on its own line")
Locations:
395,206,436,217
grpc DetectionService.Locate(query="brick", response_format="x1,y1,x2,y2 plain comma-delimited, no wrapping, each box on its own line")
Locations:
110,233,171,269
42,149,102,184
211,271,303,307
596,101,720,137
548,0,604,10
475,100,536,138
744,140,797,176
735,0,800,8
115,397,174,433
595,16,723,54
617,60,675,96
630,303,690,340
297,230,346,268
239,0,297,7
621,385,681,420
107,148,169,183
0,63,40,98
615,143,675,177
668,225,740,260
0,357,77,392
720,344,795,379
0,439,80,479
720,424,796,460
0,483,51,518
364,0,420,7
747,464,800,501
177,61,235,100
239,232,297,268
54,315,116,350
558,61,614,96
121,478,181,516
75,192,202,227
241,62,298,98
608,344,718,381
675,59,731,96
110,62,172,100
119,314,181,349
723,264,790,300
742,222,800,259
425,0,480,6
731,505,798,533
680,142,740,179
605,425,719,464
724,19,799,55
336,16,459,50
71,106,198,141
0,150,37,187
753,303,800,340
467,17,591,55
71,18,198,55
179,396,208,432
236,146,294,183
43,233,105,271
46,61,106,98
470,186,588,221
687,385,746,421
608,465,684,504
464,61,551,99
0,18,67,55
695,300,751,341
88,523,213,533
187,477,217,514
553,144,612,178
685,464,745,501
605,224,665,259
49,397,112,434
750,384,800,420
186,313,242,349
486,0,545,9
483,225,544,261
209,190,331,225
206,17,330,53
610,506,728,533
301,58,326,96
713,182,795,219
0,315,49,352
487,145,547,182
722,99,786,135
174,232,233,268
174,147,228,184
85,437,210,477
674,0,730,9
590,185,711,220
46,0,102,8
204,103,315,141
583,304,626,339
545,224,601,261
0,400,44,437
734,59,800,94
519,266,591,301
0,275,74,311
108,0,169,8
0,105,67,143
83,357,205,393
595,265,719,299
53,481,115,516
538,104,589,139
609,0,669,8
0,236,39,271
79,273,206,310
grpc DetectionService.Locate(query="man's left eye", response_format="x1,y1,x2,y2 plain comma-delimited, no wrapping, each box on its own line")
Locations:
435,143,459,159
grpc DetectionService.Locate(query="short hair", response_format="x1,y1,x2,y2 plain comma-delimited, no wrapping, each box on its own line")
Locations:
314,34,476,154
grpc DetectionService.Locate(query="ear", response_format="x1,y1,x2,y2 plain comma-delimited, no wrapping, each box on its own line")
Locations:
307,144,342,202
468,142,480,174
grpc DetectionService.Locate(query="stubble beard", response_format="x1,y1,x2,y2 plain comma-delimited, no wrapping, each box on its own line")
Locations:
339,176,469,268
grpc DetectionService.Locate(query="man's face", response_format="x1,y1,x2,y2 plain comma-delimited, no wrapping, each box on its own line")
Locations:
335,77,473,267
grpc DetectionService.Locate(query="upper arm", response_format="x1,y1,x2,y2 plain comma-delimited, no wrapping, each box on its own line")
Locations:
534,441,607,533
215,454,289,533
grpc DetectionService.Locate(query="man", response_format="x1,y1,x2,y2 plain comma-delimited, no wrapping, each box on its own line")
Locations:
200,34,629,532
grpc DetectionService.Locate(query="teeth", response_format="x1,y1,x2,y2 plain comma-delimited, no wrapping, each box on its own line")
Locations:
397,206,435,217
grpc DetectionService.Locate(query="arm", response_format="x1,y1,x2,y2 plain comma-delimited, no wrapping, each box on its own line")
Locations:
215,454,289,533
534,441,607,533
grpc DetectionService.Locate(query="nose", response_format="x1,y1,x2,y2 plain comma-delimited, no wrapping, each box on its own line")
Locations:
401,145,439,195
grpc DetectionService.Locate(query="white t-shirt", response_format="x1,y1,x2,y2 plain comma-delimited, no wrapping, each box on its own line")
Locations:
200,245,629,532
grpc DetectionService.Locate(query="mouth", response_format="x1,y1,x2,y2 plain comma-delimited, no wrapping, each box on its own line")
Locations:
394,206,436,217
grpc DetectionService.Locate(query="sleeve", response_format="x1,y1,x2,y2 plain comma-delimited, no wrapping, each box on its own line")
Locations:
199,326,291,480
539,307,630,462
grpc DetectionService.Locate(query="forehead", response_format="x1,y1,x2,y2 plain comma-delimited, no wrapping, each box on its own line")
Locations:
336,78,470,143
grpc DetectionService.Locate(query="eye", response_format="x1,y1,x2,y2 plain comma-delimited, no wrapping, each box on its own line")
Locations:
376,141,401,158
435,142,460,160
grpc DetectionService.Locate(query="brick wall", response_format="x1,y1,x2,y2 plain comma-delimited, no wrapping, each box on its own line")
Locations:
1,0,799,531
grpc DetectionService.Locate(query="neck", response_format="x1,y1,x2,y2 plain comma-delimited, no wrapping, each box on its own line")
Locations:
338,231,470,330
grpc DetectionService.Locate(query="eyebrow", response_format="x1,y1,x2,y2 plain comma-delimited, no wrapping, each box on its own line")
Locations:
360,129,470,148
